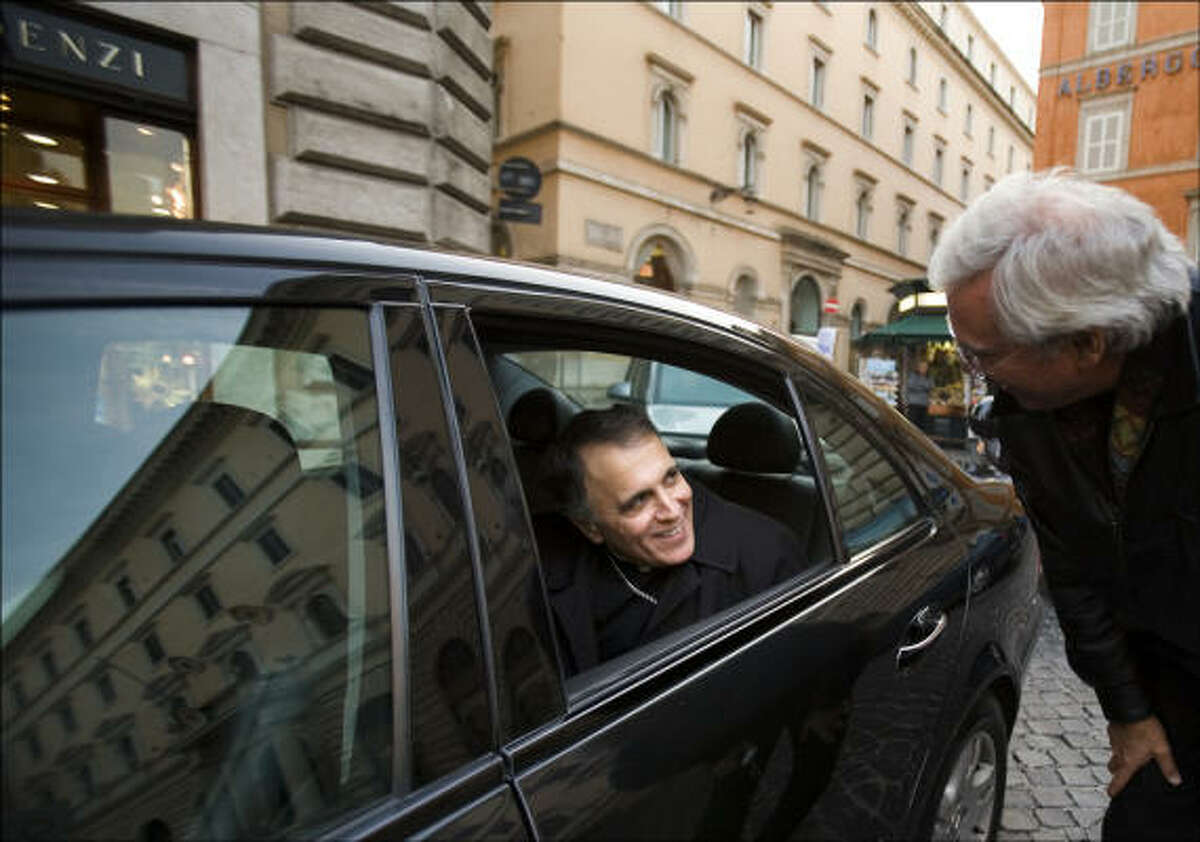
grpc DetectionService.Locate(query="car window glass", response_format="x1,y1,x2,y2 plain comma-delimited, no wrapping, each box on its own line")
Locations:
483,345,833,683
2,306,394,840
384,307,491,786
802,391,922,555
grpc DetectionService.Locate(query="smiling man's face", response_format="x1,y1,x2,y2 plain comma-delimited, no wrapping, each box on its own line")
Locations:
571,433,695,568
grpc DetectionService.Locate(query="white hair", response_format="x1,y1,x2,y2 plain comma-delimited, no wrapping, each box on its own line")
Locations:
928,168,1194,352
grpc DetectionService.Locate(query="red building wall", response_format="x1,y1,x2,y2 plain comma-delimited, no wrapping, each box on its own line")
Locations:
1035,2,1199,244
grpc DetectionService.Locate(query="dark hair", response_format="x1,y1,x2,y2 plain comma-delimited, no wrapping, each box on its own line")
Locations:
540,405,660,519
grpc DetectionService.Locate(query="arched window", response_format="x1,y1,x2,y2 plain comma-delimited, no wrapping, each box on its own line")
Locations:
740,132,759,192
789,276,821,336
633,235,685,291
805,164,822,221
866,9,878,49
733,275,757,317
850,300,866,341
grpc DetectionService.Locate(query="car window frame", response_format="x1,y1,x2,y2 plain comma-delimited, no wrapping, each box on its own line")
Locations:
425,285,864,711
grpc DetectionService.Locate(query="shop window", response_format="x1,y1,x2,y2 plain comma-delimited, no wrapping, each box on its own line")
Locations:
789,276,822,336
0,85,195,217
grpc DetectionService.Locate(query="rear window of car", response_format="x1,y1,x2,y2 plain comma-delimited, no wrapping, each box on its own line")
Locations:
2,305,396,839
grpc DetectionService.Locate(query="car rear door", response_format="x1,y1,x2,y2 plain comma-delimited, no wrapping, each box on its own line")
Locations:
428,279,964,839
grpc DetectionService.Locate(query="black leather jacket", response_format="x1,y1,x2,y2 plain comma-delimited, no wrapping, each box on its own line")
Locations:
974,269,1200,723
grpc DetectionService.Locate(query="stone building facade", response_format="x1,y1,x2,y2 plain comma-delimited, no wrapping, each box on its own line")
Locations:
1,1,493,251
490,1,1035,372
1035,1,1199,260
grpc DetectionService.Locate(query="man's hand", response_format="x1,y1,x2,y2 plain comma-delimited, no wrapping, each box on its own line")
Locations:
1106,715,1182,797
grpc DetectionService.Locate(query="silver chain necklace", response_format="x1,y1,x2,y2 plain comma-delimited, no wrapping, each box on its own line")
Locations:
606,551,658,605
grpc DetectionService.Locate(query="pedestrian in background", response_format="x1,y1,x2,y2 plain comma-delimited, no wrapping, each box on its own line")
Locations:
903,358,933,433
927,169,1199,840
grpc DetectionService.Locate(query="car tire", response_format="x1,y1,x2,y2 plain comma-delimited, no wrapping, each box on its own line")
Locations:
922,694,1008,842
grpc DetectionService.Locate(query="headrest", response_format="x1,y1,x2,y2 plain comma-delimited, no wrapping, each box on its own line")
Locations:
707,402,800,473
508,388,566,446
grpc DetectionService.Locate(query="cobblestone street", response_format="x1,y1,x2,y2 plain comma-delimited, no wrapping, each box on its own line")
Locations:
999,609,1112,841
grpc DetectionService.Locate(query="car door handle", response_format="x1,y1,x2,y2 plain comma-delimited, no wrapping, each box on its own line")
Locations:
897,606,948,665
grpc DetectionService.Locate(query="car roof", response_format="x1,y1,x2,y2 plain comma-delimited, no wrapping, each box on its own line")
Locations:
1,209,850,380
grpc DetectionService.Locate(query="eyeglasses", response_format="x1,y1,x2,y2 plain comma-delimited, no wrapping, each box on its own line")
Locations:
954,341,1020,374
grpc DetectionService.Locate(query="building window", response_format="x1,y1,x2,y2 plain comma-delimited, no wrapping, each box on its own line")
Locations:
1089,1,1134,53
74,617,93,649
987,125,995,156
850,301,865,341
933,143,945,186
855,186,872,239
1079,99,1130,174
902,116,916,166
656,92,679,164
76,765,94,799
143,631,165,665
1007,144,1015,173
964,103,973,136
115,575,137,609
649,58,691,167
929,212,944,256
195,585,222,619
897,201,913,256
307,594,348,640
984,175,995,191
160,528,184,563
213,473,244,508
40,649,58,681
58,701,78,734
939,3,948,27
805,163,823,220
26,729,43,762
989,62,997,86
907,47,918,85
960,163,972,201
789,276,822,336
654,0,683,18
809,42,829,109
633,235,686,291
745,9,764,69
11,678,27,708
331,465,385,499
1009,85,1016,108
256,527,292,566
116,735,138,772
966,34,974,62
938,78,948,112
861,90,876,140
733,274,758,317
96,672,116,705
865,8,878,50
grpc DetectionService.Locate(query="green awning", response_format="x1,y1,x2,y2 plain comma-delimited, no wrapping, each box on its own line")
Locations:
855,312,951,346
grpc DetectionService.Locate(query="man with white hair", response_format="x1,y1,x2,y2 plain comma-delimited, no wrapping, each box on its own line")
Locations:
928,169,1199,839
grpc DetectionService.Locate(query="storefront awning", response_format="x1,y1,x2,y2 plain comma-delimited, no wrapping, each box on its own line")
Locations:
855,312,951,346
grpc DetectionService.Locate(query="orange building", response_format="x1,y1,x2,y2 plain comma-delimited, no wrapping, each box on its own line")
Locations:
1035,1,1199,260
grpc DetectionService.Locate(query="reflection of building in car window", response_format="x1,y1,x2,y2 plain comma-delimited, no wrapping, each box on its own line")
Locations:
1,307,394,840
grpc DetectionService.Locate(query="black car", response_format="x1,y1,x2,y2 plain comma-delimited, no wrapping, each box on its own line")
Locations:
0,212,1042,841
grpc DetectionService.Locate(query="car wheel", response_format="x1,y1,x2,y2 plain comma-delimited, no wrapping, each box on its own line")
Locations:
926,695,1007,841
